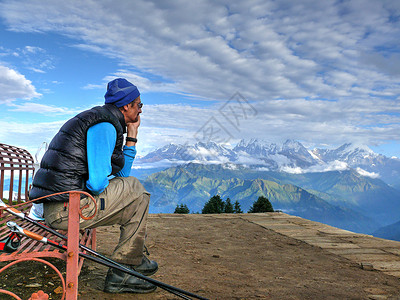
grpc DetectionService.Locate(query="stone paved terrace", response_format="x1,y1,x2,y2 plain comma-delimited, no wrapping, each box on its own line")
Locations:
241,212,400,278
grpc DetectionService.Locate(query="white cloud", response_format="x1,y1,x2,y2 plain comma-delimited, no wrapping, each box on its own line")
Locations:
236,98,400,146
234,151,269,166
23,46,43,54
0,120,64,154
116,97,400,154
132,159,175,170
0,65,41,103
1,45,55,73
29,67,45,73
3,98,396,158
281,160,349,174
0,0,399,155
8,102,77,115
1,0,399,102
141,104,215,132
187,147,230,164
280,166,304,174
355,167,380,178
103,71,180,94
82,83,103,90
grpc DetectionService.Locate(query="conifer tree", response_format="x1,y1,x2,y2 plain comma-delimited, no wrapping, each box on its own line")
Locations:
174,204,190,214
224,197,234,213
248,196,274,213
202,195,225,214
233,200,243,213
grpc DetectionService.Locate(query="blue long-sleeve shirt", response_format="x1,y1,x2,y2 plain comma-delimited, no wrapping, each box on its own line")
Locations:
86,122,136,195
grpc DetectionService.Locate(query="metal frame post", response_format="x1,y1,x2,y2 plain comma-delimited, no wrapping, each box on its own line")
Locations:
66,192,80,299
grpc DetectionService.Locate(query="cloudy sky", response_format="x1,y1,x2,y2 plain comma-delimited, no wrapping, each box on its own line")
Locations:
0,0,399,158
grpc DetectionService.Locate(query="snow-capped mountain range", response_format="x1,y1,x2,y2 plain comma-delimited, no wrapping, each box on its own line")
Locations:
135,139,400,187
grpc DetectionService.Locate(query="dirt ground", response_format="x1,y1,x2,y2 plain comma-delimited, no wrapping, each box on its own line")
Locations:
2,214,400,299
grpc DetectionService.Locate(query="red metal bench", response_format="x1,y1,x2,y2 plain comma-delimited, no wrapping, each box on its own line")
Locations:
0,143,97,300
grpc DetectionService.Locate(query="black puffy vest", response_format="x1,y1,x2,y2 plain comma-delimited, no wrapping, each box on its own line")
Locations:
30,104,126,203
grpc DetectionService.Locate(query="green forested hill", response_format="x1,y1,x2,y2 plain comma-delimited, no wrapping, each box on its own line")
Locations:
143,163,385,233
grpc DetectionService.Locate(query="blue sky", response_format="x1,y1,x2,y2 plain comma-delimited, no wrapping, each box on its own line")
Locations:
0,0,399,158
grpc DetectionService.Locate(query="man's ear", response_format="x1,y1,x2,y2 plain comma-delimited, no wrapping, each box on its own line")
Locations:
119,104,129,112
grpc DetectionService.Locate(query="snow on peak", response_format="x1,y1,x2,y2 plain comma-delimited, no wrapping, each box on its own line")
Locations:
137,139,391,177
236,138,269,148
337,143,374,155
282,139,305,152
308,149,322,161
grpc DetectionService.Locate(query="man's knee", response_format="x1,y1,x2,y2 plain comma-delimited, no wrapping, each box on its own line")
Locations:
134,192,150,214
120,192,150,225
126,176,143,187
127,177,150,197
142,192,150,206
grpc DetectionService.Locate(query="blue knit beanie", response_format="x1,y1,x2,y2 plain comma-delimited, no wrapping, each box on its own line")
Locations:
104,78,140,107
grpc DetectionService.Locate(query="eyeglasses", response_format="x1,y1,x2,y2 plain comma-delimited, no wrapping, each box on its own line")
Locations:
137,102,143,108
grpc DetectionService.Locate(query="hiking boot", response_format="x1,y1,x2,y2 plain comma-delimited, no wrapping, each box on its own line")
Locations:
132,255,158,276
103,266,157,294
